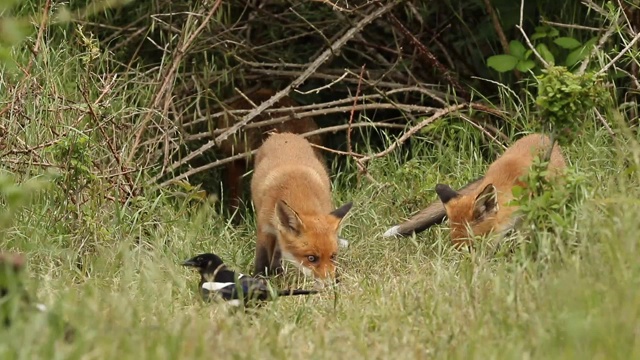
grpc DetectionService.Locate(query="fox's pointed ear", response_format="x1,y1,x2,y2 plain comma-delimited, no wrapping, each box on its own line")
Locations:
435,184,459,204
473,184,498,219
329,202,353,231
274,200,303,234
330,202,353,220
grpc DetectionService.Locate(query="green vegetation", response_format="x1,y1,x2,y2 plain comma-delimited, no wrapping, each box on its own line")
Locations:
2,0,640,358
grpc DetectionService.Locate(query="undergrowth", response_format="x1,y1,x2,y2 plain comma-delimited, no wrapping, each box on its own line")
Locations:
2,1,640,359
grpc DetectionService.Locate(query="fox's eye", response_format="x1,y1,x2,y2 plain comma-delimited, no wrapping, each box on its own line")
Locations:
307,255,318,263
330,253,337,261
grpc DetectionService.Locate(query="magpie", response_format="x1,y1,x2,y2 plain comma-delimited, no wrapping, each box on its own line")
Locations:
181,253,319,306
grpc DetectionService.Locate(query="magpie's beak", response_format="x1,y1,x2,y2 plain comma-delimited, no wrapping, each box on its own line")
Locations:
181,259,198,267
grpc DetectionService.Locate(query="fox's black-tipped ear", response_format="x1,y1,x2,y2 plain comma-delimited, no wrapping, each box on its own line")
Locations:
435,184,459,204
274,200,303,234
473,183,498,219
330,202,353,220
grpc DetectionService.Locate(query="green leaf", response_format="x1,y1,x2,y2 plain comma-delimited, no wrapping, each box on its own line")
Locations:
509,40,527,59
565,45,590,67
516,59,536,72
531,33,548,41
554,37,582,50
487,54,519,72
536,43,555,65
524,49,533,59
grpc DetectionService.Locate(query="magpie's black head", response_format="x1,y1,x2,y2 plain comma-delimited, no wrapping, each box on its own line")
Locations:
181,253,225,273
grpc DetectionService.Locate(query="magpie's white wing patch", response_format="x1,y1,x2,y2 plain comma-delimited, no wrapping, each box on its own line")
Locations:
202,282,234,291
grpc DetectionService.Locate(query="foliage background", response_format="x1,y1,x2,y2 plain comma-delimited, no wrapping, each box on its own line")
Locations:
1,0,640,358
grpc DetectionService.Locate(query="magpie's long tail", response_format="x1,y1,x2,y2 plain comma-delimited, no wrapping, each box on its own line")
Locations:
276,289,319,296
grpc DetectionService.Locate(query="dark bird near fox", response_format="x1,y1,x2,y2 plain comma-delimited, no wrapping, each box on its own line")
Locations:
181,253,319,306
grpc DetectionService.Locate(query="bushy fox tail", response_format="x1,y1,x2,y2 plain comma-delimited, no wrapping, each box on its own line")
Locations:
382,177,485,238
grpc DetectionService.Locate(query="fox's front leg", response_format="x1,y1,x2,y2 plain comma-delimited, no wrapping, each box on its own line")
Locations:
253,229,282,277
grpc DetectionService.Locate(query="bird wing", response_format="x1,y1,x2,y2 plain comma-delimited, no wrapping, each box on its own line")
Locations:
201,276,273,303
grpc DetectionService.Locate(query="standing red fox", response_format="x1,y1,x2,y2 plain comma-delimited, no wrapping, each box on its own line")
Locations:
216,88,323,220
434,133,567,247
251,133,352,285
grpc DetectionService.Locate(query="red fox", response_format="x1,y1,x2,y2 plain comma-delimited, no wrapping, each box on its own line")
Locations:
382,176,485,238
216,88,323,220
250,133,352,285
434,133,567,247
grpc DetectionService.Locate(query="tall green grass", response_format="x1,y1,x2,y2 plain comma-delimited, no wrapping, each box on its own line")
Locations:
2,7,640,360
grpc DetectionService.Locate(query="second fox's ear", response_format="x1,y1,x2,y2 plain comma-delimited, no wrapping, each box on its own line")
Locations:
435,184,459,204
473,184,498,219
274,200,303,234
330,202,353,220
329,202,353,231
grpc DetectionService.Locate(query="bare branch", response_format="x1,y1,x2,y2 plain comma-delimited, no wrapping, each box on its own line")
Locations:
150,2,401,183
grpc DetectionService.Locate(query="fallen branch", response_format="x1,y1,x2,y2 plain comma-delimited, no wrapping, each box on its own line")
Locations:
213,2,399,145
150,121,407,185
181,86,450,129
596,31,640,76
127,0,223,165
149,1,400,183
384,10,470,100
356,103,469,167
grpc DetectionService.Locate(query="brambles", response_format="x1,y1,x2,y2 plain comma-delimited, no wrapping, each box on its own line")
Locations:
535,66,609,147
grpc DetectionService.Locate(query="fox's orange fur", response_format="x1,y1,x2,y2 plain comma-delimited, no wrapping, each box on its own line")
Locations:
435,133,567,248
216,88,323,220
382,176,485,238
251,133,352,284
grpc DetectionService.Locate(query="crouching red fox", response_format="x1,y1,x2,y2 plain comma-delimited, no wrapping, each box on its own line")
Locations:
384,133,566,248
435,133,567,247
251,133,352,286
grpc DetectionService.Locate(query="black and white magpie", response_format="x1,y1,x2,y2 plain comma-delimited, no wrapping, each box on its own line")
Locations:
181,253,319,306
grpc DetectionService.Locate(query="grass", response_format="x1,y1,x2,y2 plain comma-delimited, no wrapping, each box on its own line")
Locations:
2,14,640,360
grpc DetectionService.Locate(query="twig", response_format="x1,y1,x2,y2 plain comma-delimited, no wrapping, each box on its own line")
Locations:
79,75,137,198
356,103,469,166
157,149,257,187
310,143,364,157
213,2,399,145
150,122,406,185
384,10,469,99
205,103,437,137
26,0,51,72
148,1,400,184
296,72,349,95
348,65,366,155
517,0,549,68
578,19,621,75
181,87,451,130
483,0,510,57
540,20,603,32
596,32,640,76
127,0,223,165
594,108,616,136
458,114,508,150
